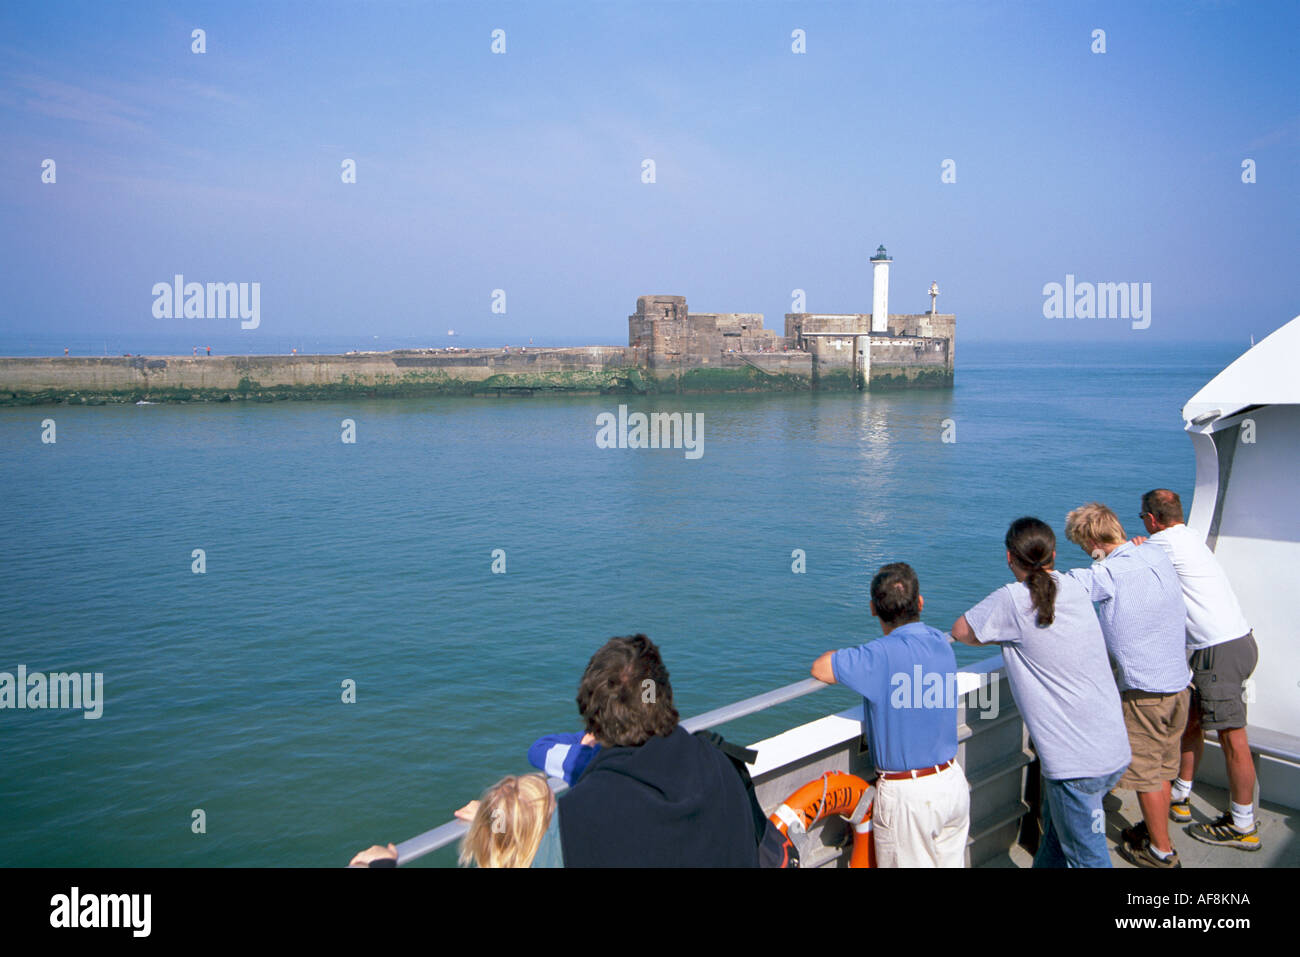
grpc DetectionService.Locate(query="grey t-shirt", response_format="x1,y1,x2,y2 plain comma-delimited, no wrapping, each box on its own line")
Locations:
964,571,1131,780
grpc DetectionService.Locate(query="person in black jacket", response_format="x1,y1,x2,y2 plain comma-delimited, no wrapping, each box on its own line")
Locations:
557,634,759,867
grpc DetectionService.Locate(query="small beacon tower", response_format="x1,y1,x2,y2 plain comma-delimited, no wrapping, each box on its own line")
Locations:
870,244,892,334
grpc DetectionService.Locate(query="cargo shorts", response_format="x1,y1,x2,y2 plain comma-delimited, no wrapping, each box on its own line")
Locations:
1189,631,1258,731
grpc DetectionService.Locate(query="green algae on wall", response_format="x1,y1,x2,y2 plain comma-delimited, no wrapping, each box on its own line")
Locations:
812,368,858,391
0,366,660,406
472,368,644,395
0,355,954,407
867,367,955,390
654,365,812,394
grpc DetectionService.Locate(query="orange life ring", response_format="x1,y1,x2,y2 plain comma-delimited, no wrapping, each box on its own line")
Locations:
769,771,876,868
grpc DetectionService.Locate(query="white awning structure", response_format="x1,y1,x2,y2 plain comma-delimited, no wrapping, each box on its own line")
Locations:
1181,312,1300,781
1182,314,1300,423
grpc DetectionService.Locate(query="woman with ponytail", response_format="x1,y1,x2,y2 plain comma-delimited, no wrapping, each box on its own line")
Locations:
952,517,1131,867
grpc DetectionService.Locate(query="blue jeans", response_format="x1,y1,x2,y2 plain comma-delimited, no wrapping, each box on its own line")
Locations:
1034,768,1124,868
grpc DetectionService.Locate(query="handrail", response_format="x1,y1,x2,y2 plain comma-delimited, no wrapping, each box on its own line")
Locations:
733,352,782,377
390,677,829,865
681,678,826,733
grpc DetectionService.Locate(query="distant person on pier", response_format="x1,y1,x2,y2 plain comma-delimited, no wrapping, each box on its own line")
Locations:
953,517,1131,868
206,345,211,356
1134,489,1260,852
1063,503,1191,868
810,562,971,867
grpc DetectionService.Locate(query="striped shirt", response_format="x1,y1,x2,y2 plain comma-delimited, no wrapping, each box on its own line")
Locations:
528,732,600,785
1067,542,1192,693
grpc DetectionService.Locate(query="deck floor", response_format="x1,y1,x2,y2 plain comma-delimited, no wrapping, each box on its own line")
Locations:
988,781,1299,868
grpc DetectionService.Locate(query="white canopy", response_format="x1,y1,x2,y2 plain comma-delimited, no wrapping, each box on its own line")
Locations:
1182,314,1300,423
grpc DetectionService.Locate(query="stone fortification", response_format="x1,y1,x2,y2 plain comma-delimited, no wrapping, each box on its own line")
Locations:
781,310,955,390
625,295,953,392
0,294,954,406
627,296,786,365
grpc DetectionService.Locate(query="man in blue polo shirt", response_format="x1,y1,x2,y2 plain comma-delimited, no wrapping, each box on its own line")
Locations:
811,562,970,867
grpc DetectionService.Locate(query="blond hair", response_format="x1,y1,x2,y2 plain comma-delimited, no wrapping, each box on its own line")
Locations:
458,773,554,868
1064,502,1126,548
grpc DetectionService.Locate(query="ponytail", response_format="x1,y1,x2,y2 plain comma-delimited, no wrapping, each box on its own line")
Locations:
1006,517,1057,627
1022,564,1058,627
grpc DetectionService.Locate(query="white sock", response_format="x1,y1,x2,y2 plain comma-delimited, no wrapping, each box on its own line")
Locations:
1171,778,1193,801
1149,843,1174,860
1230,801,1254,831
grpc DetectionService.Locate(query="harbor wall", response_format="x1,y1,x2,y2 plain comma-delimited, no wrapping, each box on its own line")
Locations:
0,348,642,405
0,347,817,405
1,296,955,406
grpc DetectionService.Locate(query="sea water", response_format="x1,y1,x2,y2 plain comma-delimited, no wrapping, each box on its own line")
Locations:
0,340,1244,866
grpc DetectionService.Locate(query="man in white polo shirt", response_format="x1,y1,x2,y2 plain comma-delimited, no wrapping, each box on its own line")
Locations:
1138,489,1260,852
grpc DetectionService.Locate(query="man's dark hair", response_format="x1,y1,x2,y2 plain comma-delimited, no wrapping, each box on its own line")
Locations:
576,634,679,747
870,562,922,626
1141,488,1184,526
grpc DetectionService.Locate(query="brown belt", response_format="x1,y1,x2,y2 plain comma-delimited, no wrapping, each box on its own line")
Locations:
878,758,956,781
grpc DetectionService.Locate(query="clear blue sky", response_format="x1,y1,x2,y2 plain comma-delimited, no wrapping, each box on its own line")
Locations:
1,0,1296,348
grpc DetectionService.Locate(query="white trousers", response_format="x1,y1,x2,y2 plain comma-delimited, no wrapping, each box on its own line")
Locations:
872,762,970,868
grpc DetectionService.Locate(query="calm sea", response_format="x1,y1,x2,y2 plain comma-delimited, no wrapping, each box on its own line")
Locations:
0,340,1244,866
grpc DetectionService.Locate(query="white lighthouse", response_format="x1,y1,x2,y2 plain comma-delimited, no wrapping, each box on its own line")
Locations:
870,244,892,334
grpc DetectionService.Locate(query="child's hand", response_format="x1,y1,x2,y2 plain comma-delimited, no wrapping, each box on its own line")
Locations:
454,800,481,822
349,843,397,866
580,733,597,747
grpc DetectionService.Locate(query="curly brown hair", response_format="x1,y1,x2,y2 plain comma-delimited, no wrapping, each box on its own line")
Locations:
576,634,679,747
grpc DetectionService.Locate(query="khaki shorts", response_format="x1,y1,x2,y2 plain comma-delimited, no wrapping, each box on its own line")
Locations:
1118,688,1190,792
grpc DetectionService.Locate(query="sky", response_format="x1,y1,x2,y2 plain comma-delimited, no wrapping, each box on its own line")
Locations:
1,0,1297,352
